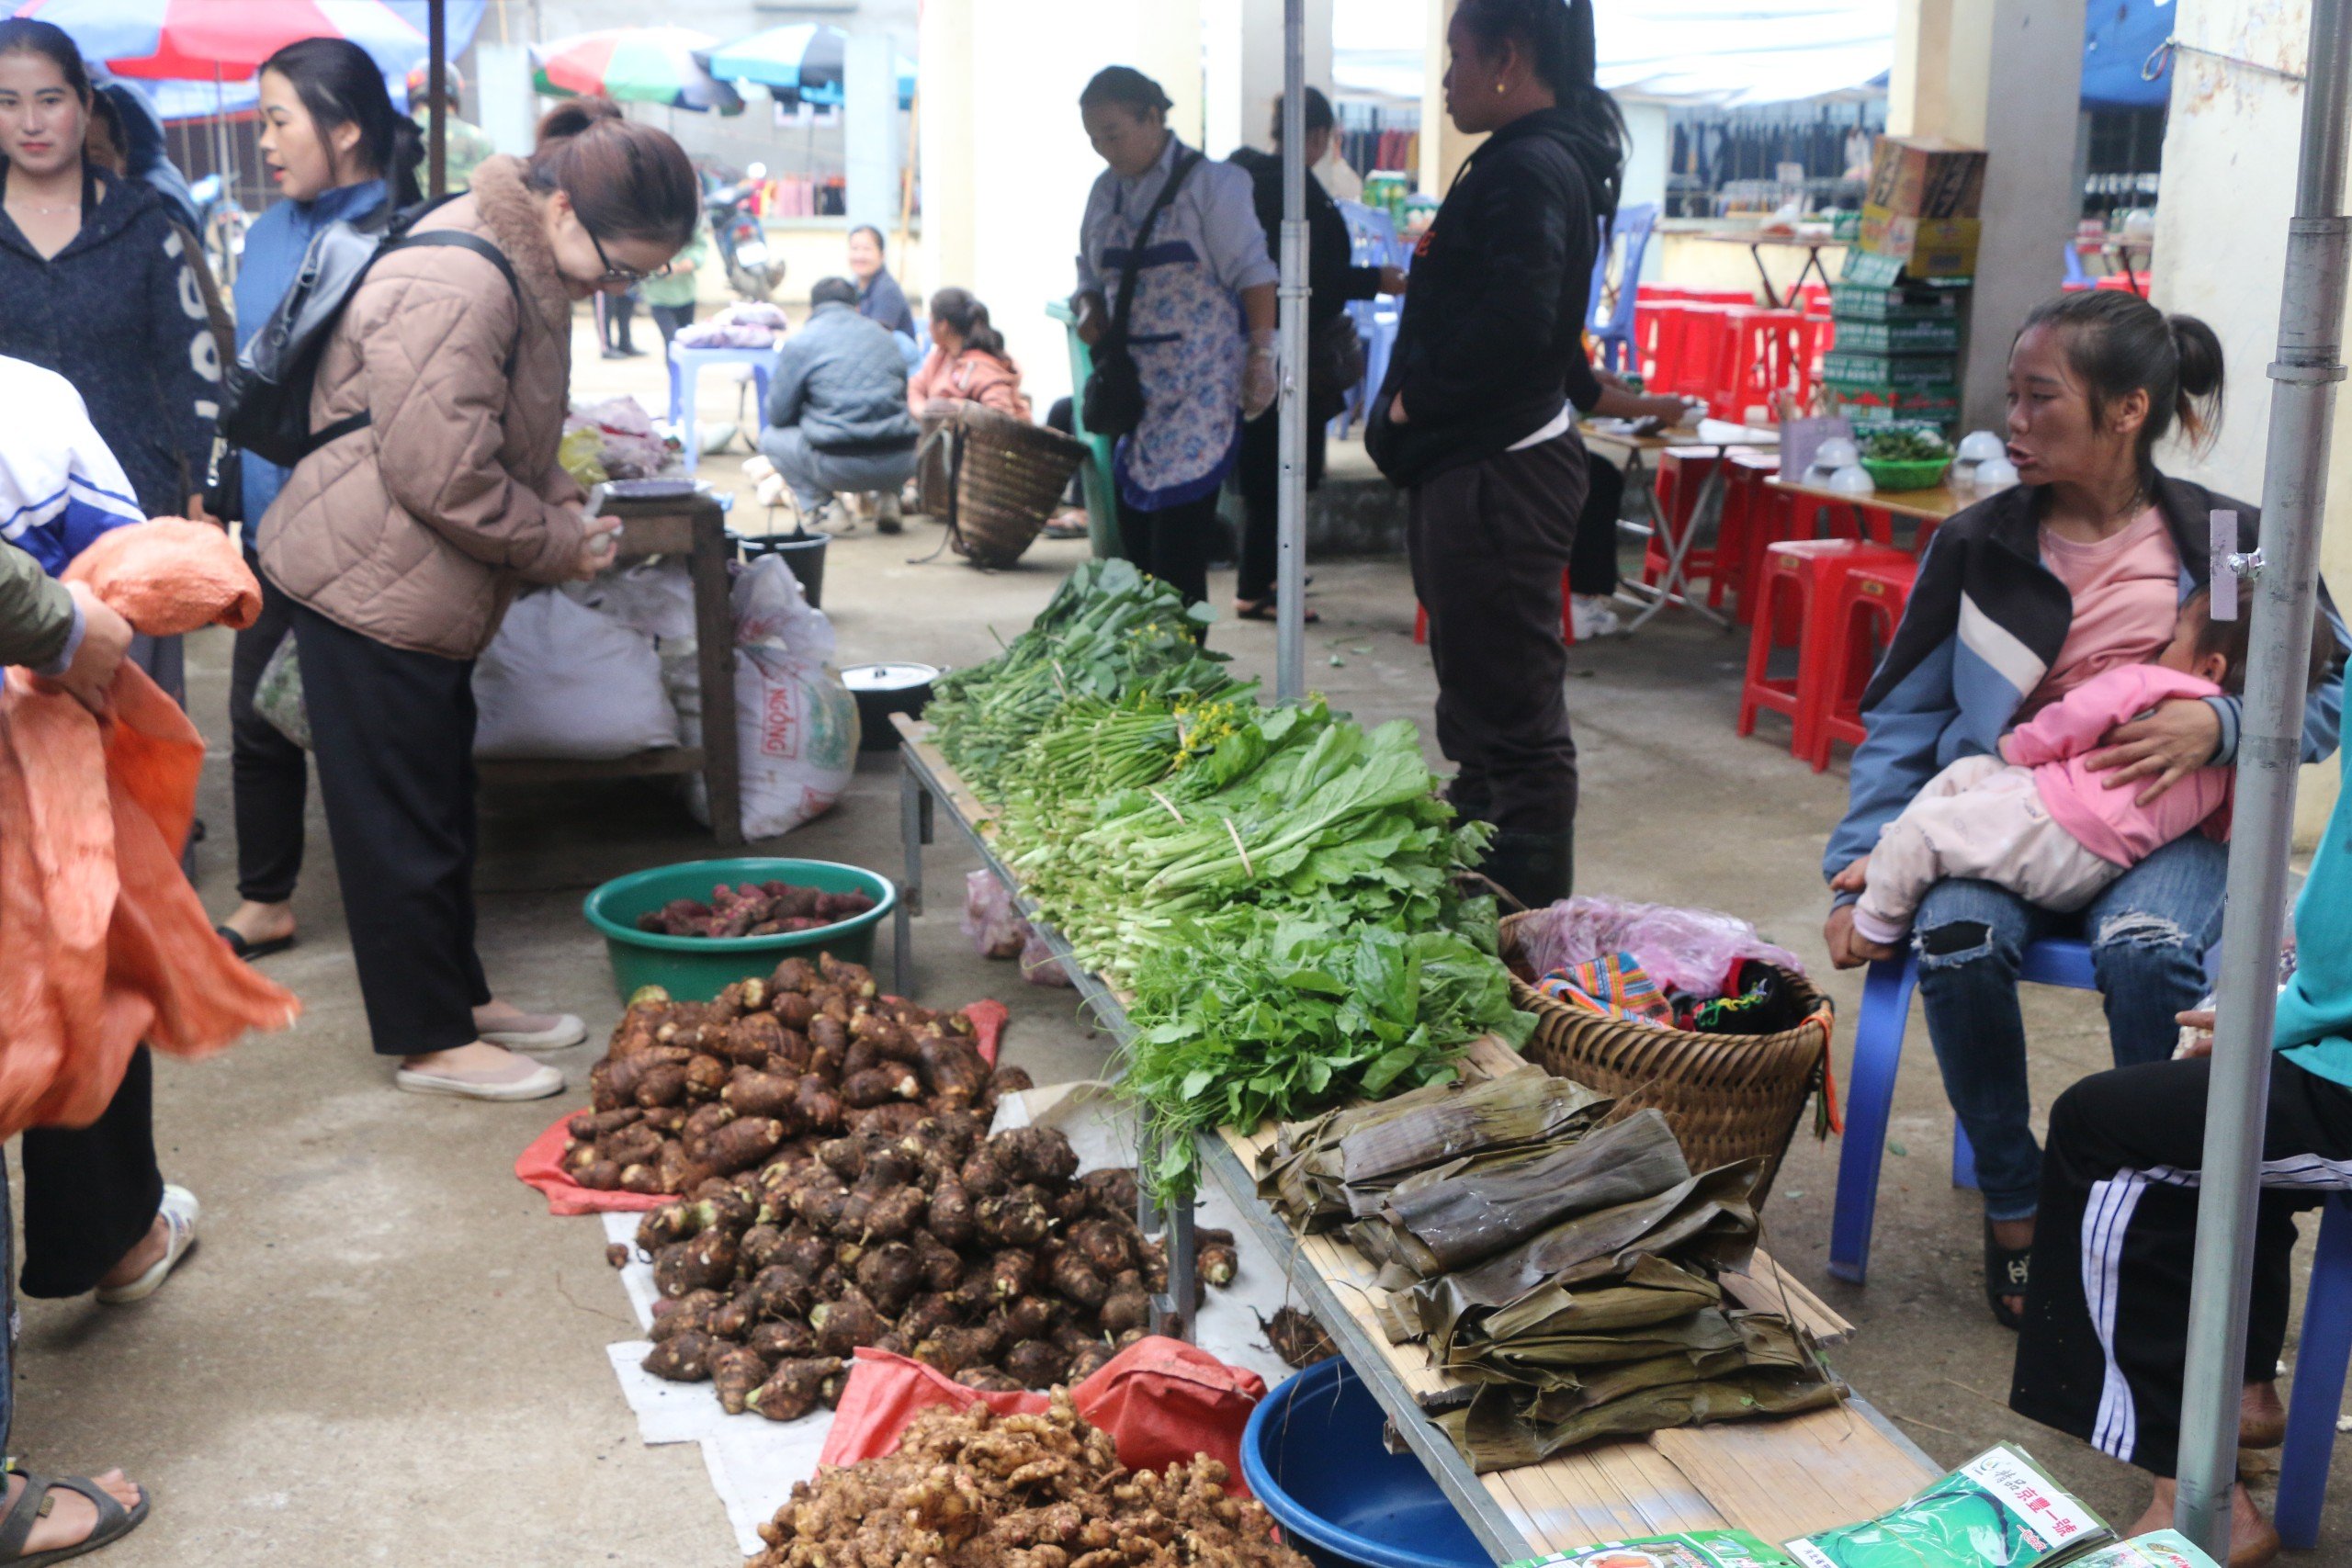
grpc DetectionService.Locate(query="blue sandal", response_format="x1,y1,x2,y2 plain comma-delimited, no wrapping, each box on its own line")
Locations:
0,1466,149,1565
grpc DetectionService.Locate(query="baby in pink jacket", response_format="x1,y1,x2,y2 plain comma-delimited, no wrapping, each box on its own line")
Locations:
1855,589,2302,946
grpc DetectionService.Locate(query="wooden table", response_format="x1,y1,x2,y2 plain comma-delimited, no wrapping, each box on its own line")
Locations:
1767,473,1971,551
475,490,742,844
1676,229,1841,308
890,714,1942,1563
1584,420,1777,632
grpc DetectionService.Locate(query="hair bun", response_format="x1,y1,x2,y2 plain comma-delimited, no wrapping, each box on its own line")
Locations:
2168,312,2226,401
535,94,625,149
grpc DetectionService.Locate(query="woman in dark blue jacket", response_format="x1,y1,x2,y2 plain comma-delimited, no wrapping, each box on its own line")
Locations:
0,20,220,709
1823,289,2347,1327
210,38,421,962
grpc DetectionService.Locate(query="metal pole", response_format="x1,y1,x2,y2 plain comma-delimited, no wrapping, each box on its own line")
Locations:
2175,0,2352,1551
1273,0,1309,704
428,0,448,199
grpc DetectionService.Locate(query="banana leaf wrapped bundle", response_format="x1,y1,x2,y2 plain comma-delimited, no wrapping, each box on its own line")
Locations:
1344,1109,1689,1280
1256,1066,1611,1234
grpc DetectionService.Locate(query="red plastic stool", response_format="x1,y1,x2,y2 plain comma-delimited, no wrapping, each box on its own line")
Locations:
1416,570,1578,647
1725,451,1790,623
1810,554,1919,771
1715,309,1814,420
1670,304,1743,405
1644,445,1769,608
1635,301,1690,392
1737,539,1911,758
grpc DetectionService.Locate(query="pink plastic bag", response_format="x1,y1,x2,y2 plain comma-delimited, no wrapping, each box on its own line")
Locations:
1515,897,1804,998
961,869,1025,959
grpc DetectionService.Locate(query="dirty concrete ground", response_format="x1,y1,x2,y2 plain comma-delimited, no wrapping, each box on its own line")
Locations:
21,329,2349,1563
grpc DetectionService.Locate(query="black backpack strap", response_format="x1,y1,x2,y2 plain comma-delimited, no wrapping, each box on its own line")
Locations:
299,229,529,459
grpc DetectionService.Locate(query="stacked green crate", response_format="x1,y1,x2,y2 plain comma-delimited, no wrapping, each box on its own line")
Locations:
1825,251,1964,428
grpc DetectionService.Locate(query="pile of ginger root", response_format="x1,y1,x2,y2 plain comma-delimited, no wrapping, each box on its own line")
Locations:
752,1392,1310,1568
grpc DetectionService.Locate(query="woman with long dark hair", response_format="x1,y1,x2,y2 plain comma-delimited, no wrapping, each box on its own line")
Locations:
213,37,424,964
0,18,220,709
1823,288,2346,1329
908,287,1029,418
1365,0,1662,908
259,98,696,1100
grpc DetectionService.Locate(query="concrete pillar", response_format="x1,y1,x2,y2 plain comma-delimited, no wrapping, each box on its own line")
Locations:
1893,0,2085,432
918,0,1205,409
843,31,901,231
1419,0,1480,197
1204,0,1334,156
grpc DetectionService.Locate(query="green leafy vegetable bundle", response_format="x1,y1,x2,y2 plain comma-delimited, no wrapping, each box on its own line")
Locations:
925,560,1243,798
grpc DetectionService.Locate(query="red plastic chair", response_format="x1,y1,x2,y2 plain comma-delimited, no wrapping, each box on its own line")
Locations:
1809,554,1919,770
1738,539,1911,758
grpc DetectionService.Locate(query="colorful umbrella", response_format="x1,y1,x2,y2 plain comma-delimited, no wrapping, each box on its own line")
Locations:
13,0,483,83
530,27,743,114
701,24,914,111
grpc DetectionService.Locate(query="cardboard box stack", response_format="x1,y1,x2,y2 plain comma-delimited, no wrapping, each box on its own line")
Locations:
1823,137,1984,433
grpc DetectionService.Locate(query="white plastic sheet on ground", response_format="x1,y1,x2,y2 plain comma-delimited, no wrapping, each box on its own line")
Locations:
595,1082,1306,1557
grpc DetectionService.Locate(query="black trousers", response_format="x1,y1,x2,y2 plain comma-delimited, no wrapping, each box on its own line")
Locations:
229,547,307,903
1405,433,1587,838
1235,408,1327,604
1117,489,1222,612
1569,454,1625,599
650,302,695,348
19,1048,163,1298
2011,1055,2352,1478
291,602,491,1056
600,290,638,351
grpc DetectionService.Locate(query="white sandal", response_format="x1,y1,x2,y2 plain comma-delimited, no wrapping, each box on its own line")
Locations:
395,1058,566,1101
96,1184,198,1305
475,1010,587,1052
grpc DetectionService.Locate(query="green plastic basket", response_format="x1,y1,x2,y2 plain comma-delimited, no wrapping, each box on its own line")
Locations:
582,858,898,1002
1859,455,1951,491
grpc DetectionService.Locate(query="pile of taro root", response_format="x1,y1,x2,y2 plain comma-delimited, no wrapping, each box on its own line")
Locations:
752,1391,1309,1568
576,953,1240,1416
562,953,1016,1196
633,880,879,939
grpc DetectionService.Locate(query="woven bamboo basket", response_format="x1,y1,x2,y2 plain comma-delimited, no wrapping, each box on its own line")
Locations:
916,400,1085,570
1498,910,1834,1202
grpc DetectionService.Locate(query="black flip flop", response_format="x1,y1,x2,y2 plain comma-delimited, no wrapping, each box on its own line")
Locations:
1234,599,1321,625
215,925,295,962
0,1468,149,1565
1984,1218,2030,1331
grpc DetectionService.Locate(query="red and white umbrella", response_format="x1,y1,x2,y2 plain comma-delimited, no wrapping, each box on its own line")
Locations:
11,0,464,82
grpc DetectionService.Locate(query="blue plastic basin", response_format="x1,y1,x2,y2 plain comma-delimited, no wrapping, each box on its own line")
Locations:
1242,1358,1492,1568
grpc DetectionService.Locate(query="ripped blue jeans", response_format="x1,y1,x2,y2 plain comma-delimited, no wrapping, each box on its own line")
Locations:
1912,831,2226,1221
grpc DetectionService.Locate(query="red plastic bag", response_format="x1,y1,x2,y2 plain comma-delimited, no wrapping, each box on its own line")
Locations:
819,1337,1266,1492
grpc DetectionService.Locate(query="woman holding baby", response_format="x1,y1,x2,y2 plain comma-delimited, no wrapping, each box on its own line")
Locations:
1820,288,2349,1337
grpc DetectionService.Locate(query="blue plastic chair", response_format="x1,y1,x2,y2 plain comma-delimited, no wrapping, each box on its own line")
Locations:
1828,937,2099,1283
2277,1195,2352,1548
2063,240,2089,288
1587,202,1658,376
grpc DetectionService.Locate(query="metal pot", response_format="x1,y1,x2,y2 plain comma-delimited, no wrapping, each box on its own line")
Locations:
841,661,938,750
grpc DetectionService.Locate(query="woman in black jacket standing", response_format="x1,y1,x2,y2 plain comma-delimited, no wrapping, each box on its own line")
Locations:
1229,88,1405,623
1366,0,1671,908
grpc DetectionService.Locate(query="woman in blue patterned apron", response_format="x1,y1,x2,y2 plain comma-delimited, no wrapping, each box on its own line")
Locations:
1072,66,1277,613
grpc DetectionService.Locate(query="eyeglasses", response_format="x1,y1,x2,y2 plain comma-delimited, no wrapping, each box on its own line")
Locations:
584,223,648,285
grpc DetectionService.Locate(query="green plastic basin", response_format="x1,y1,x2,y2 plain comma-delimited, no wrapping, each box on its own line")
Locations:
1859,454,1951,491
582,857,898,1002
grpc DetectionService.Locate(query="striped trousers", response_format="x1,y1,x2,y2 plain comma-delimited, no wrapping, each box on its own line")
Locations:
2009,1055,2352,1477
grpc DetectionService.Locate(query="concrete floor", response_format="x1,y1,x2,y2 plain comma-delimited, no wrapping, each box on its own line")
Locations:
22,336,2349,1562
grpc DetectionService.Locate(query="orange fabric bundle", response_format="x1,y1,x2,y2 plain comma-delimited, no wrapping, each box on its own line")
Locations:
0,519,297,1137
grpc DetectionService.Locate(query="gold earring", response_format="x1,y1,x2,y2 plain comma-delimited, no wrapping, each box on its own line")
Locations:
1494,82,1506,94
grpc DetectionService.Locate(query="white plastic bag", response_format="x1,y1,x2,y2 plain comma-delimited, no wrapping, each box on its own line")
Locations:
678,554,859,839
473,587,679,761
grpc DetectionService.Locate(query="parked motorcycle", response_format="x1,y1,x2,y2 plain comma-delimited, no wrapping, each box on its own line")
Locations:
705,162,781,302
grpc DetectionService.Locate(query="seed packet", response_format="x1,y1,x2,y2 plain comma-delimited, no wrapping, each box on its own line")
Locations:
1510,1529,1799,1568
1783,1445,2113,1568
2064,1532,2221,1568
